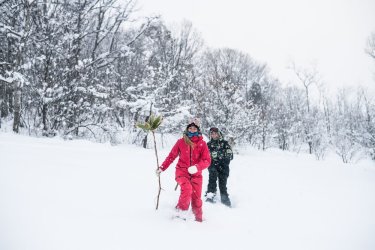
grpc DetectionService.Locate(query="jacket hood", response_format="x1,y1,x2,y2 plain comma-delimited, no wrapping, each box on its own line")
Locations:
209,128,223,141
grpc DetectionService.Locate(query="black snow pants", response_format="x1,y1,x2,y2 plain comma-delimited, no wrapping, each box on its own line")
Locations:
206,164,229,196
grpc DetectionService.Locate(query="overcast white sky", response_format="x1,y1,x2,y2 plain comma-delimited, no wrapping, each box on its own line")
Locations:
135,0,375,91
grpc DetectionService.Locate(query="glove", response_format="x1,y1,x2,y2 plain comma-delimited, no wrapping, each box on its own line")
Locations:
188,165,198,174
156,167,163,176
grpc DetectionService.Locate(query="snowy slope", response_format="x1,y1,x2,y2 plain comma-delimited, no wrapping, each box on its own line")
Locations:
0,132,374,250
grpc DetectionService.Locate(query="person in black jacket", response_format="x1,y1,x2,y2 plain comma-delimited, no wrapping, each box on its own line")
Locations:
205,127,234,207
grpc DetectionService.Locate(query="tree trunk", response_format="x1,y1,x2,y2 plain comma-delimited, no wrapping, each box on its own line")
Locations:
262,125,266,151
42,103,48,132
12,87,21,133
142,134,148,148
142,104,153,148
305,86,310,113
0,81,4,127
0,99,2,128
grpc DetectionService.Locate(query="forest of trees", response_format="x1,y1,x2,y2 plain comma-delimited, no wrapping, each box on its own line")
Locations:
1,0,374,163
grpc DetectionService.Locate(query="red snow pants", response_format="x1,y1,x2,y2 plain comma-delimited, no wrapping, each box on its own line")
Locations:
175,168,203,222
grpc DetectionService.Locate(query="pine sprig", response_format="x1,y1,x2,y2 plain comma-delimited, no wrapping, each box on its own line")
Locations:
137,114,163,132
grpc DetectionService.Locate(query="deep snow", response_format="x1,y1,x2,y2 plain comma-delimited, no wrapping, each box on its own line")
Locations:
1,132,374,250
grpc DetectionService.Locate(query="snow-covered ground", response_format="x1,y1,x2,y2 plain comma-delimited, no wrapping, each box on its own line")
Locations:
1,132,374,250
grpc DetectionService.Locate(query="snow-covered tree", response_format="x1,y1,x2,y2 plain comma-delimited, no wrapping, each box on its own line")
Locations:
331,89,362,163
0,0,34,131
196,48,269,144
290,63,322,154
356,88,375,160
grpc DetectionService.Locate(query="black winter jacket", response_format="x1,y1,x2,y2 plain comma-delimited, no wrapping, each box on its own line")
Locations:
207,138,233,170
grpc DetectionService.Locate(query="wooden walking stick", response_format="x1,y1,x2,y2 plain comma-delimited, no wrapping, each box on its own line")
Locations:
137,114,163,210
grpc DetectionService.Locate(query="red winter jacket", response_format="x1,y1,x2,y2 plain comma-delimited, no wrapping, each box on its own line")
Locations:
160,136,211,173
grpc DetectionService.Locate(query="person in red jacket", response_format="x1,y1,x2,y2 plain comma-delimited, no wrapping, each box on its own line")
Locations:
156,119,211,222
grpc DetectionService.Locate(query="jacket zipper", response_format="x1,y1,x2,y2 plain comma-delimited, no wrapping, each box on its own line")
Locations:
189,145,192,178
190,145,192,165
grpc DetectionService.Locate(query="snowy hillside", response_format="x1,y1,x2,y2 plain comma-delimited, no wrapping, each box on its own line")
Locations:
1,132,374,250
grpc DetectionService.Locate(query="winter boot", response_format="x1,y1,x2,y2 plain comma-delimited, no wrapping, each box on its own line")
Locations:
205,192,216,203
195,217,203,222
220,193,231,207
173,207,189,221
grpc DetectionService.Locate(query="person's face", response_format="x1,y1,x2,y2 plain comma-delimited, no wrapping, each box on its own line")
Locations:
210,131,219,139
188,126,198,133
